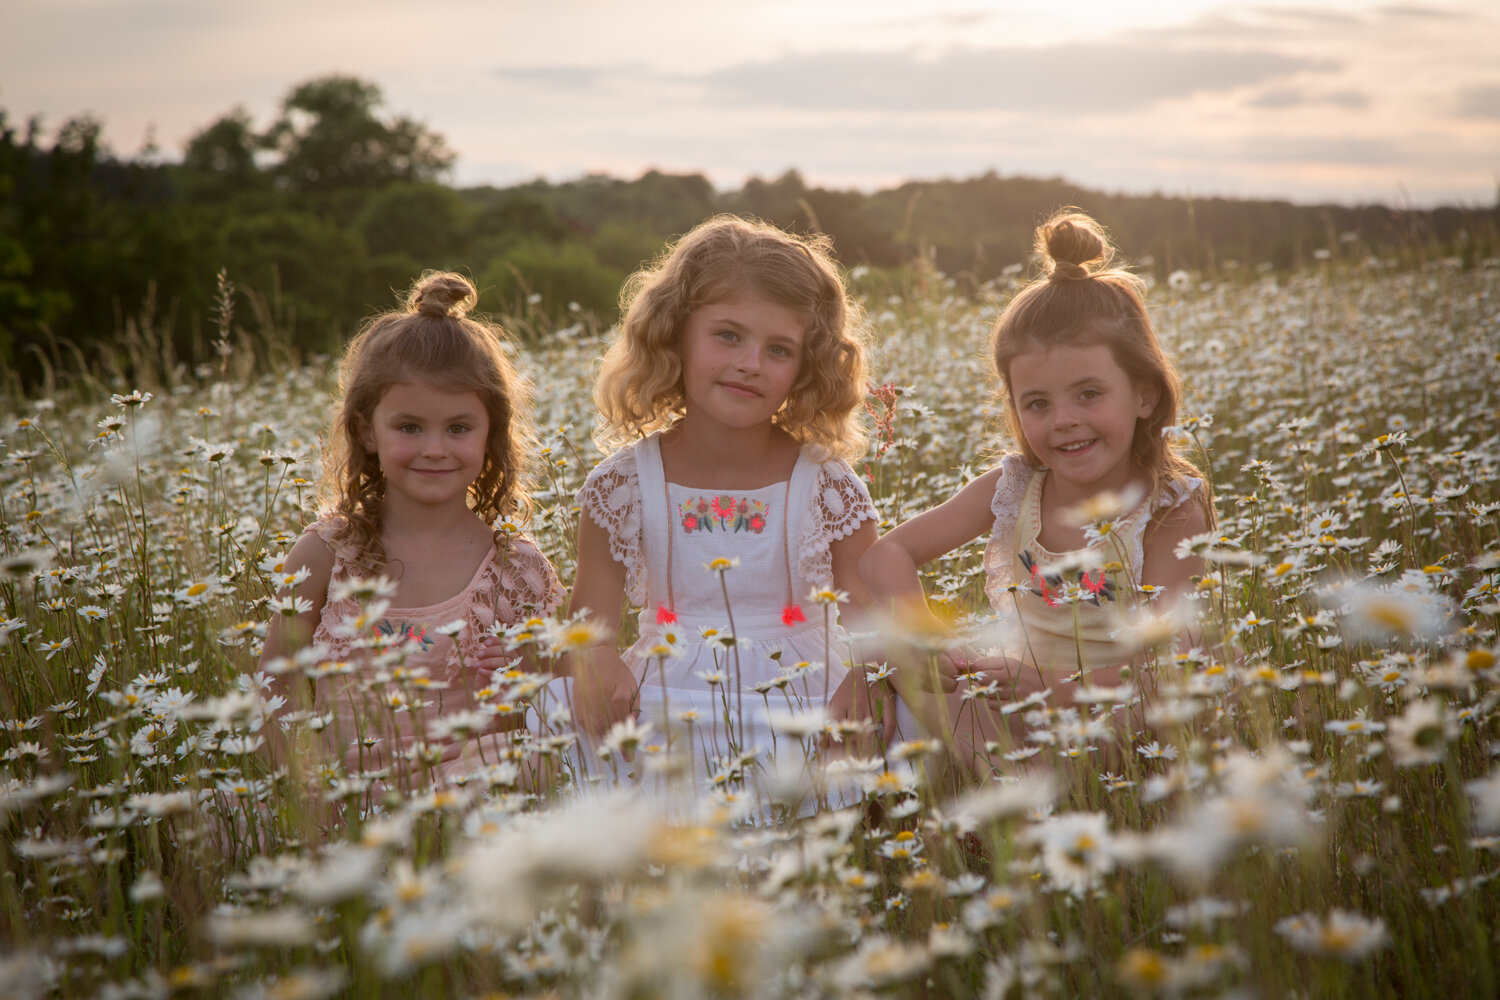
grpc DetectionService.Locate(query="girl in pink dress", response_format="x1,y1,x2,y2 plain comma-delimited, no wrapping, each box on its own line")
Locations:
259,272,563,797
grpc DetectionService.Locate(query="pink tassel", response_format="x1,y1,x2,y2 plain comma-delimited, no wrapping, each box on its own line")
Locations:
781,604,806,626
655,605,678,624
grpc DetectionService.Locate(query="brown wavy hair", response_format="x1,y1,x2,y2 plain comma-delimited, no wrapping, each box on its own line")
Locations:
319,271,536,573
992,209,1213,522
594,214,869,461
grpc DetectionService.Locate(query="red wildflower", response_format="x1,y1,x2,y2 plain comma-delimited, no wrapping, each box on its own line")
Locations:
781,604,806,626
655,605,678,624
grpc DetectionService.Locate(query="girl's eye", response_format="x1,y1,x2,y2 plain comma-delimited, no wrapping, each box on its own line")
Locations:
768,344,793,359
448,424,470,435
399,423,421,434
1024,399,1048,411
1079,388,1101,401
715,328,740,342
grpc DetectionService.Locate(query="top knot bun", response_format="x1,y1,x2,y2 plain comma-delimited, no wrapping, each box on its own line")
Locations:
409,271,478,319
1037,211,1114,282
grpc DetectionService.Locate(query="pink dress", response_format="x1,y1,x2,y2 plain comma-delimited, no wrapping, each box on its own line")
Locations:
303,516,564,783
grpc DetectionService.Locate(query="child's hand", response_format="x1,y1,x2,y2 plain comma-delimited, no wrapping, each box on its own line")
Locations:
971,655,1047,700
571,658,638,737
473,636,522,684
827,670,898,744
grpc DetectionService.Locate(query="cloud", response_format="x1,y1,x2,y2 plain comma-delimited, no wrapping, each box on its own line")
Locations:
1248,86,1370,110
1456,84,1500,119
491,66,613,91
1378,4,1472,20
692,44,1335,114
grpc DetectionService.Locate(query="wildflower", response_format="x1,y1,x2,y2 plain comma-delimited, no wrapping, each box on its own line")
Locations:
705,556,740,573
1275,909,1389,961
1,549,51,579
808,585,850,605
547,617,608,653
1385,698,1456,767
601,716,653,757
1026,811,1116,896
1466,769,1500,831
173,575,223,607
111,389,153,408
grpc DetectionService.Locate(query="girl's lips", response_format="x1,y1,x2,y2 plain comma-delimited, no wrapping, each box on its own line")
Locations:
719,381,760,398
1055,439,1097,456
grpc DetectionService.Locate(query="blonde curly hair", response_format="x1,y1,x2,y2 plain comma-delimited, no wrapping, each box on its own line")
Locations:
319,271,537,573
594,215,869,461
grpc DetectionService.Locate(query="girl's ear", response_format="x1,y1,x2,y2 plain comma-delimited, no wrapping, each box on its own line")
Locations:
1136,381,1161,419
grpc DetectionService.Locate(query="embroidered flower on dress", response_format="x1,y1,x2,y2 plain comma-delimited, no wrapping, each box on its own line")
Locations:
679,496,770,534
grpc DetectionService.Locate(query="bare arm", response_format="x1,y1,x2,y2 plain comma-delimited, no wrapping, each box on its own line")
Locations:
564,509,640,735
858,467,1013,698
860,466,1003,629
255,530,333,767
258,531,333,673
1139,493,1211,651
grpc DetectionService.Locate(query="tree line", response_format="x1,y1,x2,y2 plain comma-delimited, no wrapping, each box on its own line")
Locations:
3,73,1496,386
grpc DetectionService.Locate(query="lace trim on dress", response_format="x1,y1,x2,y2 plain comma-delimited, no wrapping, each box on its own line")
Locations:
576,446,648,606
795,462,877,588
982,453,1038,596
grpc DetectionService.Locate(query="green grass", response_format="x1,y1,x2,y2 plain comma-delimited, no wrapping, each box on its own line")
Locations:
1,255,1497,998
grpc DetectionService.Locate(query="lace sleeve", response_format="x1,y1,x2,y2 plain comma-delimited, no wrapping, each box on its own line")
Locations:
982,454,1034,599
574,446,646,606
451,535,566,666
795,460,877,587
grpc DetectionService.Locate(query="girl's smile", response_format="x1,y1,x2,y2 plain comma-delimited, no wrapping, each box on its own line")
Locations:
1009,342,1157,503
361,380,490,511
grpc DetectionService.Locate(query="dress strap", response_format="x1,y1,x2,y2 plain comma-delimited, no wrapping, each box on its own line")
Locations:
634,435,669,612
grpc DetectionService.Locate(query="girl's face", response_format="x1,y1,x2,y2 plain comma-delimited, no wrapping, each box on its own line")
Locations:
678,292,806,434
360,380,490,512
1008,343,1158,499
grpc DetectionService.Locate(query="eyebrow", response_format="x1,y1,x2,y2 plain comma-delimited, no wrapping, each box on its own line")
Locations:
1016,376,1103,399
387,410,480,422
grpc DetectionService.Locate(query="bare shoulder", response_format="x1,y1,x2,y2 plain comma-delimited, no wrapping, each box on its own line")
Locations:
1141,490,1211,587
282,529,335,586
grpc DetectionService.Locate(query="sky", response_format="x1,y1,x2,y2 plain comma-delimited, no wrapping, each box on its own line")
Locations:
3,0,1497,207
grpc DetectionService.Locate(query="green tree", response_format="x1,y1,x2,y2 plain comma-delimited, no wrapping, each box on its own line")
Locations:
265,75,454,194
179,106,267,201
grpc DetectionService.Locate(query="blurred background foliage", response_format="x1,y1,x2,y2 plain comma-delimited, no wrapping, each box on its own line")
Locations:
3,72,1497,387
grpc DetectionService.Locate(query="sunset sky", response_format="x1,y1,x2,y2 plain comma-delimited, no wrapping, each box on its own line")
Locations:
3,0,1496,207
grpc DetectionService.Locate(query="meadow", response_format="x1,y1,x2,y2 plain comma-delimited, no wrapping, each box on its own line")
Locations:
1,252,1498,998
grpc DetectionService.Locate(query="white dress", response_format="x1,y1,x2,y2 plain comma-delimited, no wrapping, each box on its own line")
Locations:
577,433,876,795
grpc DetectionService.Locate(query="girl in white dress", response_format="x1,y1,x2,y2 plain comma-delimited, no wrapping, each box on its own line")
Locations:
567,215,881,805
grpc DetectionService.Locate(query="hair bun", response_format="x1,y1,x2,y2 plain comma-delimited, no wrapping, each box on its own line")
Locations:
1038,211,1112,282
409,271,478,319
